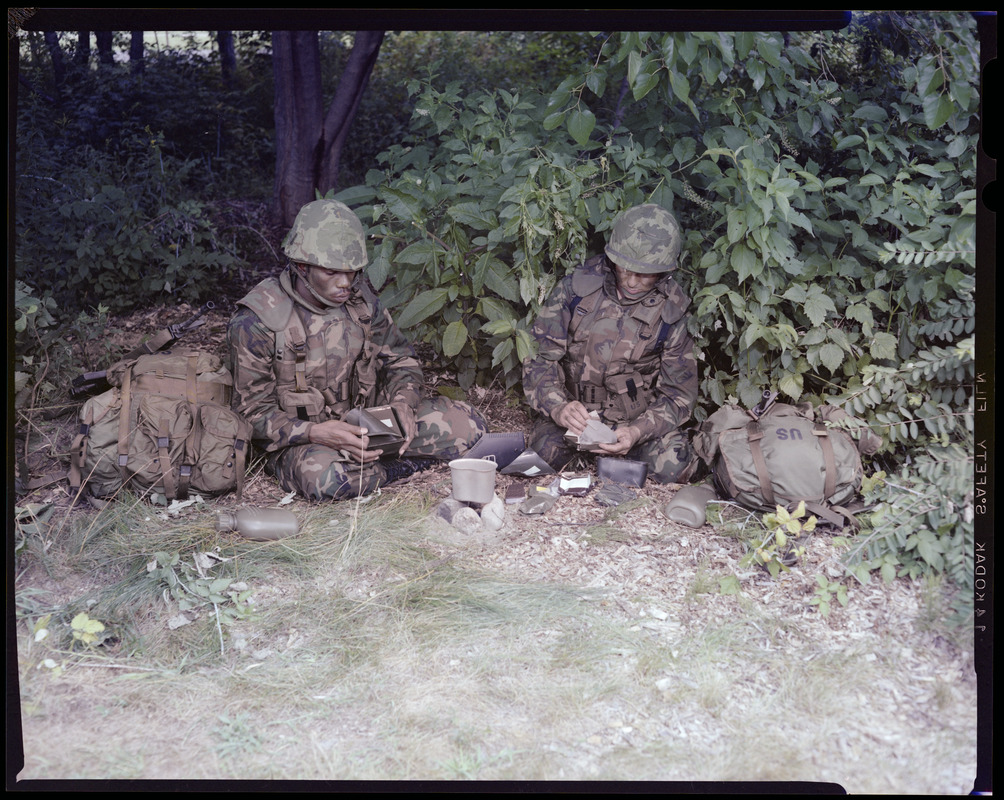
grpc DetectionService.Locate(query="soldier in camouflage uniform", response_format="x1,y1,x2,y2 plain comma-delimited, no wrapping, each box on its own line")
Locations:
227,199,487,501
522,204,699,483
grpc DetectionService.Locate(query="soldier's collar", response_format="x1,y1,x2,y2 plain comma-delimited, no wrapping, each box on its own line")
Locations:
280,266,358,315
603,264,667,306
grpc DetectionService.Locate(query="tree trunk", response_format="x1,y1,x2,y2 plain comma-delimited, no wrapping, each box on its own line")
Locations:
43,31,66,87
130,31,144,74
217,31,236,89
271,30,385,227
95,31,114,66
74,31,90,66
318,30,385,193
271,31,324,227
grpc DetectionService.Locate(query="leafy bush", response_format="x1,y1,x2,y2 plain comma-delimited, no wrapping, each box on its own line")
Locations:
15,32,272,314
345,13,978,613
16,125,239,314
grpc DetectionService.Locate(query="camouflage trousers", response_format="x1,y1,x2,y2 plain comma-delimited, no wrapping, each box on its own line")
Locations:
269,397,487,501
527,418,699,484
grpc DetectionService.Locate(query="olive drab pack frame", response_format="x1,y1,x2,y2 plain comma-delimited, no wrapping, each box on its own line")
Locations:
693,393,882,528
68,348,252,503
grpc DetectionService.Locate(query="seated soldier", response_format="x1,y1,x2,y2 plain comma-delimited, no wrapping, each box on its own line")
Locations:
522,204,700,483
227,199,487,500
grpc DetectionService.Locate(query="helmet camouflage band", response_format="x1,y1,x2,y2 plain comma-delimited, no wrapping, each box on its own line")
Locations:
604,204,682,274
282,199,368,272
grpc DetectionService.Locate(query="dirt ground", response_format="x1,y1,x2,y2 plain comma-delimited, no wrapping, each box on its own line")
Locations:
10,300,982,791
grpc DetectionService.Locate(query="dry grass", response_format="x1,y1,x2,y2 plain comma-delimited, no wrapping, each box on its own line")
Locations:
13,481,978,790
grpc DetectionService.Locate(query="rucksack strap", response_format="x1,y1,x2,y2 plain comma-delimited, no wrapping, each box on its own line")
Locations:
745,420,776,507
68,405,94,494
813,423,837,500
233,436,247,503
156,416,178,500
567,290,600,339
117,369,133,483
185,352,199,405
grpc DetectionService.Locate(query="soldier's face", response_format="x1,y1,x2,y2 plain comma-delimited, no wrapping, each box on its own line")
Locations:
612,263,660,299
298,264,358,305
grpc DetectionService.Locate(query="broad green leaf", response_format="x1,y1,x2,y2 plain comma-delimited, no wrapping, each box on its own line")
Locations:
395,238,441,266
668,70,690,104
922,93,954,130
731,242,759,282
819,342,844,372
755,35,781,68
870,332,898,361
484,259,520,303
634,71,659,101
366,253,391,291
803,289,835,327
481,319,514,337
447,202,498,231
514,328,536,362
779,371,803,400
395,288,449,329
834,135,864,152
478,295,517,324
851,105,889,123
567,108,596,147
543,110,566,131
442,320,469,357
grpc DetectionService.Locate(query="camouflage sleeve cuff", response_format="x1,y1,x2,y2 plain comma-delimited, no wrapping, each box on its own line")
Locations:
389,392,420,413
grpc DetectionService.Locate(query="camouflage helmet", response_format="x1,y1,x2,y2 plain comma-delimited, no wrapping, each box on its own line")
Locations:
282,199,368,272
604,204,682,274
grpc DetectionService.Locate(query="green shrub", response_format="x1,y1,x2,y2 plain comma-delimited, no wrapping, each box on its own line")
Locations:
344,14,978,612
15,125,239,314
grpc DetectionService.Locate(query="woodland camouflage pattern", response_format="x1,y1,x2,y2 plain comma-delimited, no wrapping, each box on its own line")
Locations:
523,227,699,483
604,203,683,274
282,199,369,271
227,267,485,500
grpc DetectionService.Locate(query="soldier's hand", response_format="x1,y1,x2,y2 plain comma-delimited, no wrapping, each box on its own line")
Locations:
308,420,381,463
553,401,592,434
596,425,641,456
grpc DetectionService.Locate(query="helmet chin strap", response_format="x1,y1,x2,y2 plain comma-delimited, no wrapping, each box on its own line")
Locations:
292,263,343,309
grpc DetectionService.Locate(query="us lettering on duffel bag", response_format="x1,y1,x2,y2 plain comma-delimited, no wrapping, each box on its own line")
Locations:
68,348,251,502
693,400,881,527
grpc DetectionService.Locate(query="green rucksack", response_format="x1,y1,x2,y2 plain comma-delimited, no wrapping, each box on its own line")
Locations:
68,348,252,503
693,398,881,527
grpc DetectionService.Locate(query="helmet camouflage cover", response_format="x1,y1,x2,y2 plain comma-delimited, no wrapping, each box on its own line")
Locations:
604,204,682,274
282,199,368,271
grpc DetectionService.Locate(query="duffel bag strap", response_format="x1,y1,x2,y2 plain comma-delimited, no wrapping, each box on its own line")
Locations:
804,500,860,530
745,420,776,506
813,423,837,500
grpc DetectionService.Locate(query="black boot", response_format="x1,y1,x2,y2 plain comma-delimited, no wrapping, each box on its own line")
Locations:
382,457,436,484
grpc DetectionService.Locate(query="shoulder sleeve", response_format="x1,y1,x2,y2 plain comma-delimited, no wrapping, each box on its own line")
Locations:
522,273,577,417
226,306,314,452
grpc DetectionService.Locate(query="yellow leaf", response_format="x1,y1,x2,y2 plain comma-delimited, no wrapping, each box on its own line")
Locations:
803,516,817,532
793,500,806,518
776,530,787,547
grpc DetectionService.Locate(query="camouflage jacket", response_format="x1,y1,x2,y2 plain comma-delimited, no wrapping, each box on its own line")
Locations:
227,268,423,453
523,255,698,443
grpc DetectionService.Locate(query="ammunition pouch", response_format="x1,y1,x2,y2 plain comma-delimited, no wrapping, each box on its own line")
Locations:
574,371,653,424
278,385,327,422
